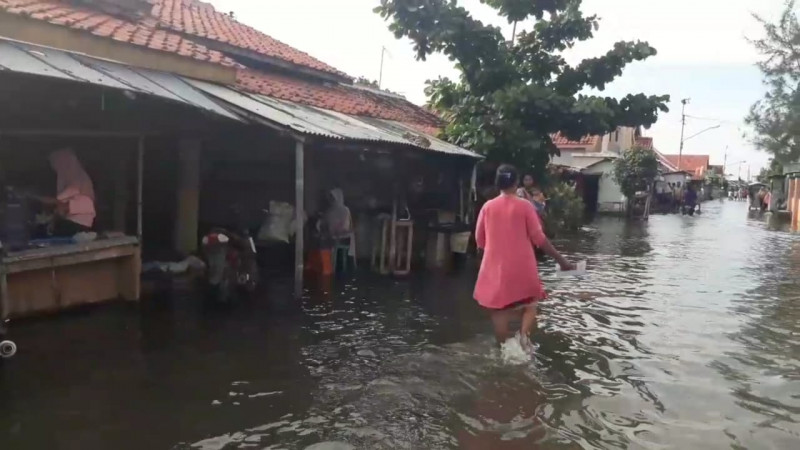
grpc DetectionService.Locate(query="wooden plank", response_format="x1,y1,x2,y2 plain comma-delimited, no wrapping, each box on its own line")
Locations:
2,237,139,263
118,247,141,301
137,137,144,240
4,245,137,274
7,260,123,317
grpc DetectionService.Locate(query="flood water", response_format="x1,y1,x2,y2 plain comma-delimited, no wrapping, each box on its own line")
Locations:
1,200,799,449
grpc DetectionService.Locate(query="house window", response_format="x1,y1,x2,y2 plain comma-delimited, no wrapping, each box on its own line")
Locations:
614,130,619,142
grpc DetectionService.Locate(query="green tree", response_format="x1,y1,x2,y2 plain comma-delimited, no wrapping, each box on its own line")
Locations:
757,158,784,182
374,0,669,176
612,147,659,214
543,182,584,233
746,1,800,164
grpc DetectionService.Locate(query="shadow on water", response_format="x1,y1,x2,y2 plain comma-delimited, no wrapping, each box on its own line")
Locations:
1,201,800,449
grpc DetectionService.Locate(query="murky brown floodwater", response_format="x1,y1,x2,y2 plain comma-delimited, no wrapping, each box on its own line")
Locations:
1,200,799,449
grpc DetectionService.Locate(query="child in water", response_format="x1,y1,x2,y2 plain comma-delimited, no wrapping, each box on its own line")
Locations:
474,164,574,350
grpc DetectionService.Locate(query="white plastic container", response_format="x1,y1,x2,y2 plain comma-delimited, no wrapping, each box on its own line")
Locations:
556,260,587,277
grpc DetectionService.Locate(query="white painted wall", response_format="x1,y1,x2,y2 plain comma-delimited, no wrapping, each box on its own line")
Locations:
585,160,626,213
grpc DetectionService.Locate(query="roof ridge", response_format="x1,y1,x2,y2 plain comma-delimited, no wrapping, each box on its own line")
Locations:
151,0,350,79
235,68,442,127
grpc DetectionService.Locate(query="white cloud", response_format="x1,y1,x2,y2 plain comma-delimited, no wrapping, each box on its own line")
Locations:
206,0,789,173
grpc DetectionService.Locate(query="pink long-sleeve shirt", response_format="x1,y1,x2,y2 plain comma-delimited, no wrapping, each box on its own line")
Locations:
473,194,547,309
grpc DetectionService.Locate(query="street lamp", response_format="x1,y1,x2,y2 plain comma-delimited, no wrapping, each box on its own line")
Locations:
683,125,721,144
728,160,747,180
678,98,722,169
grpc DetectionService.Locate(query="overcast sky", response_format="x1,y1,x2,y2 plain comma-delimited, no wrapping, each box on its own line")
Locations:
208,0,789,176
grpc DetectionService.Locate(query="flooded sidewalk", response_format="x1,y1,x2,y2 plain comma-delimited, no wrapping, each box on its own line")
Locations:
2,201,800,449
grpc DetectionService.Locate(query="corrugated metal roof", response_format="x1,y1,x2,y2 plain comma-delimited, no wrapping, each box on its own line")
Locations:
187,79,481,159
0,39,239,121
550,153,614,171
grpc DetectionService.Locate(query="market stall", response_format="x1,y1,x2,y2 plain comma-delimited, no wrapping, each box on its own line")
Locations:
0,134,145,320
0,236,140,318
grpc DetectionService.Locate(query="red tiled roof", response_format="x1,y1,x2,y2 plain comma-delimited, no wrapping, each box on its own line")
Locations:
236,69,442,127
550,132,600,148
152,0,348,79
663,154,710,178
0,0,237,66
636,137,653,150
0,0,441,133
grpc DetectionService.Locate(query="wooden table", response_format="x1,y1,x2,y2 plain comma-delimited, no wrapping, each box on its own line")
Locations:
0,236,140,319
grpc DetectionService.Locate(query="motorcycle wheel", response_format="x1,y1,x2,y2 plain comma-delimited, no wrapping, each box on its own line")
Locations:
0,340,17,358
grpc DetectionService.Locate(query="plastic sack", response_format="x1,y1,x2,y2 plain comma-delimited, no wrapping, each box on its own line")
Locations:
258,201,301,243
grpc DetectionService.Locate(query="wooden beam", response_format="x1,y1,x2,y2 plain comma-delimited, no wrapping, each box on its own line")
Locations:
294,138,305,297
0,12,236,85
4,245,137,274
137,136,144,241
175,139,201,254
113,148,130,232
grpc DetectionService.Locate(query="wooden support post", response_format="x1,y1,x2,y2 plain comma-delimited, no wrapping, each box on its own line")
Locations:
791,178,798,232
294,138,305,298
113,151,129,232
793,182,797,232
389,194,398,271
136,137,144,240
175,139,201,254
0,266,8,322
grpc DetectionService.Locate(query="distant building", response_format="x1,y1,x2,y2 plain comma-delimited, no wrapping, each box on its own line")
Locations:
662,155,711,180
550,127,657,214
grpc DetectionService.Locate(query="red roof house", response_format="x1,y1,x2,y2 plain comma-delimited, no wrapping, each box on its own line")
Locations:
663,154,711,179
0,0,443,134
635,137,653,150
550,132,601,151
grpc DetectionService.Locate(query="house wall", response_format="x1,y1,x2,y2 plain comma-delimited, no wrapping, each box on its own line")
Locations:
605,127,636,155
584,160,625,213
0,13,236,84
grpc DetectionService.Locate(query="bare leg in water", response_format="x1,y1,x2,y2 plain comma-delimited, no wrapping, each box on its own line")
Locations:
490,301,538,350
520,303,538,351
490,309,516,345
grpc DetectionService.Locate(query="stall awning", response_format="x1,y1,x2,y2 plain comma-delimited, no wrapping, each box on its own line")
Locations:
0,39,239,121
187,79,481,159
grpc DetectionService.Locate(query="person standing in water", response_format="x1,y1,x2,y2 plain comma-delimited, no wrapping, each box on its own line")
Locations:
29,149,96,236
475,164,574,349
516,173,547,214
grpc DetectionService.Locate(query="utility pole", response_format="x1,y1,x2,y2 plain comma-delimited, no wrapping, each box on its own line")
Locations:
722,146,728,178
378,46,387,88
511,21,518,46
678,98,690,170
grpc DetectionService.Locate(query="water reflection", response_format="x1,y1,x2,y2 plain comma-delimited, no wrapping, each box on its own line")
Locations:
1,201,799,449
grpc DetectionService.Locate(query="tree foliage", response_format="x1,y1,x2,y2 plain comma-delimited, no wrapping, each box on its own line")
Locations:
612,147,659,200
757,158,784,182
543,182,584,233
746,1,800,164
374,0,669,175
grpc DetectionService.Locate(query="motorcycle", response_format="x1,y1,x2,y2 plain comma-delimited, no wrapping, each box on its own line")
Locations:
200,227,259,304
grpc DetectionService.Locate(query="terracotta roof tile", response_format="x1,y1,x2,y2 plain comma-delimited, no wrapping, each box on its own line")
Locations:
663,154,710,178
236,69,442,128
0,1,442,132
550,132,600,148
152,0,349,79
0,0,237,67
636,137,654,150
